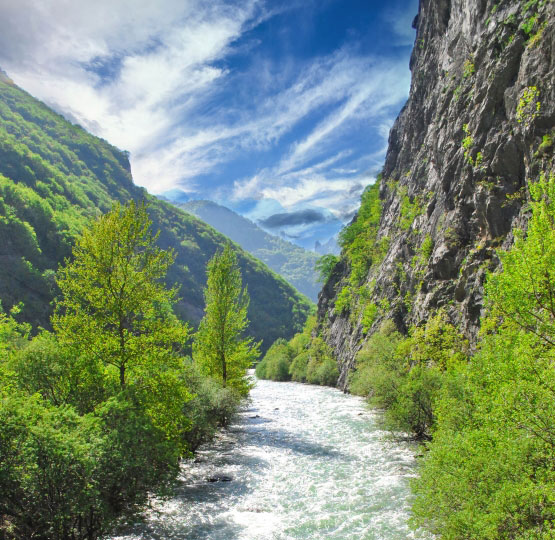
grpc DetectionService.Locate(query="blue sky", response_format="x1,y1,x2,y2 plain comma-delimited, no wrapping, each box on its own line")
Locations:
0,0,417,249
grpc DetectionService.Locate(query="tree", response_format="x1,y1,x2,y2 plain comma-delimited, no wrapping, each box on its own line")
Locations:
411,173,555,538
193,244,259,395
53,201,191,446
54,200,188,388
485,171,555,346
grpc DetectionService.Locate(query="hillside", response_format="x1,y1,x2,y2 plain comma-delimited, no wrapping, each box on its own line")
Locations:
317,0,554,387
0,76,313,351
175,200,321,302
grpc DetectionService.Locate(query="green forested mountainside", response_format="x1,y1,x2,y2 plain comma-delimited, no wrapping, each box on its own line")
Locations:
0,77,312,350
177,200,321,302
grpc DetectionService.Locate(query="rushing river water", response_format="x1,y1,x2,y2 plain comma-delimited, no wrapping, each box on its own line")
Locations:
112,375,421,540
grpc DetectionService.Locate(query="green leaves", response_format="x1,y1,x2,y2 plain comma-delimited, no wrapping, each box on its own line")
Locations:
54,200,189,390
315,253,339,283
349,313,468,440
412,172,555,538
486,172,555,347
193,244,259,396
255,316,338,386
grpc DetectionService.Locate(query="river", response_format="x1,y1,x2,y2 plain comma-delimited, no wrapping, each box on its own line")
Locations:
112,375,421,540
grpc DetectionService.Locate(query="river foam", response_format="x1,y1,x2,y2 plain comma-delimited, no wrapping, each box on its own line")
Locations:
111,374,422,539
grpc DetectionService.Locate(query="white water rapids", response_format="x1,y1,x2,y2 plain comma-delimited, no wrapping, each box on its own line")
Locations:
112,374,422,539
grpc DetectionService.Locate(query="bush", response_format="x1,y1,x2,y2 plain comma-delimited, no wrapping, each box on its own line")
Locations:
305,337,339,386
181,363,242,452
255,338,293,381
289,350,309,382
349,313,467,440
349,320,402,398
0,393,99,540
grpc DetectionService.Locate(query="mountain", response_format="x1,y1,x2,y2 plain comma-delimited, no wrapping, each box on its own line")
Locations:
317,0,554,388
0,75,313,352
314,236,340,255
175,200,322,302
159,188,190,204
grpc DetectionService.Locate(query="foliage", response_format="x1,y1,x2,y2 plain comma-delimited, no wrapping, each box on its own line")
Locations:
53,202,192,449
516,86,541,124
255,338,294,381
334,181,388,319
361,302,379,334
461,123,484,168
334,285,353,314
339,181,385,283
54,202,187,385
181,362,242,452
0,302,30,361
0,389,183,540
9,331,108,414
412,171,555,538
412,235,434,270
305,336,339,386
462,58,475,78
349,311,468,440
193,245,259,396
256,316,328,384
315,253,340,283
537,132,553,155
398,186,424,231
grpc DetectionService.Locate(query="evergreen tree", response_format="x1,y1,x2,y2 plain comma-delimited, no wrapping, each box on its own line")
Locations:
193,245,259,395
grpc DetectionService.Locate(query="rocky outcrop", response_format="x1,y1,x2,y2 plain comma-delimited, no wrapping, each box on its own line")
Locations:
318,0,555,389
0,68,13,84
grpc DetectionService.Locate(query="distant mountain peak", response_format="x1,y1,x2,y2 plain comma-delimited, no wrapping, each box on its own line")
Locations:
158,188,190,204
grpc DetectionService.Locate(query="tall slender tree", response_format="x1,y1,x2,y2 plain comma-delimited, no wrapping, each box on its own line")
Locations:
193,244,259,395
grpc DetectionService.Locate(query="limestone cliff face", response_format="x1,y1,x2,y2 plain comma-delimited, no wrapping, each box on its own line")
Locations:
318,0,555,389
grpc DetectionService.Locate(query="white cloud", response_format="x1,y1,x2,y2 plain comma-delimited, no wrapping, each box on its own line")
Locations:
0,0,261,171
0,0,412,232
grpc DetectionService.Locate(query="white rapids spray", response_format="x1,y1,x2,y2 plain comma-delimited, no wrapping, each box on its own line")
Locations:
111,374,424,540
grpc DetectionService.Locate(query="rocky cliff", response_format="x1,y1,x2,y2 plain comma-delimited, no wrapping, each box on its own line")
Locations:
318,0,554,389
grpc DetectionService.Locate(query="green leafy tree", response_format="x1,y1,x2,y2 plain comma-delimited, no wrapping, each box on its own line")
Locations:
0,302,30,362
412,172,555,538
53,200,188,389
193,245,259,395
315,254,339,283
53,201,191,446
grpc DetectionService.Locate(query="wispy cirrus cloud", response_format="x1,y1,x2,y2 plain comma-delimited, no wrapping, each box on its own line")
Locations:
0,0,416,247
0,0,263,150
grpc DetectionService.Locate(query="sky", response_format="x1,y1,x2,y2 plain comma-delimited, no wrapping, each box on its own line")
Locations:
0,0,417,250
